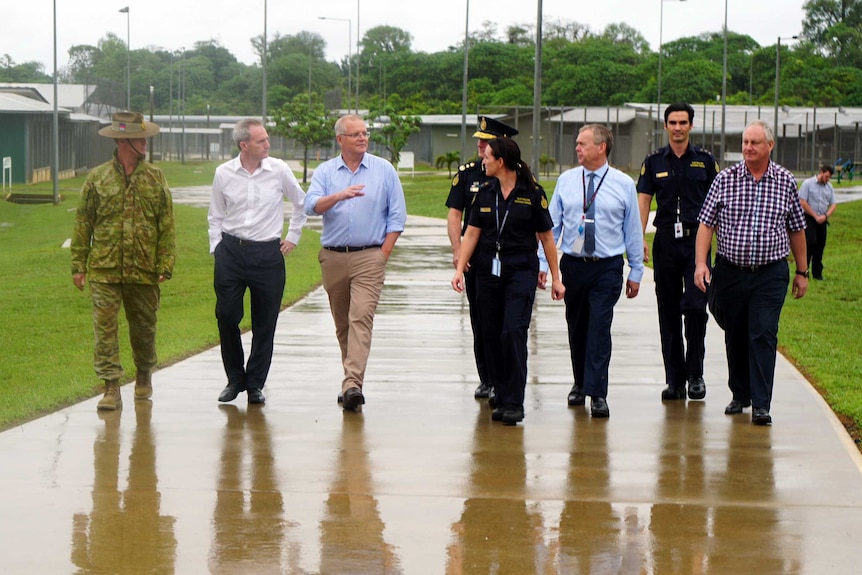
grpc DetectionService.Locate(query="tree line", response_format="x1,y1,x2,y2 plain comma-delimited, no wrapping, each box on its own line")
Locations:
2,1,860,118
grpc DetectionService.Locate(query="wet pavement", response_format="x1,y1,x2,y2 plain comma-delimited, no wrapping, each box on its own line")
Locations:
2,213,862,574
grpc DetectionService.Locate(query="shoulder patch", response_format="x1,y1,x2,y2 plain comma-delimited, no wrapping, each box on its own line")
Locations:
640,163,646,176
452,174,459,186
541,197,548,209
715,161,720,172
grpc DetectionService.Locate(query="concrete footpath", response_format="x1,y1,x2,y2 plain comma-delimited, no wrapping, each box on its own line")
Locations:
2,214,862,574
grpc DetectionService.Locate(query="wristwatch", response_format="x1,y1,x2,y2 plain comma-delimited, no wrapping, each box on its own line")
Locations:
795,269,810,278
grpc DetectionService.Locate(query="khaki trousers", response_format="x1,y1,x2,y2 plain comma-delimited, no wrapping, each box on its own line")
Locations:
319,248,387,392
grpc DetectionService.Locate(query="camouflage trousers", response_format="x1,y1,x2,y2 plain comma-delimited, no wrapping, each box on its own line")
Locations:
90,282,160,381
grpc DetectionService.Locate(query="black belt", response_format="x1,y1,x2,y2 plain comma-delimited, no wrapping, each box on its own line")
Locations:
563,254,617,263
324,245,381,253
720,257,784,273
222,233,279,246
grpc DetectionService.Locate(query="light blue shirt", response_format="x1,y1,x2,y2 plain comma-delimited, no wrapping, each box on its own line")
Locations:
304,152,407,247
543,162,644,283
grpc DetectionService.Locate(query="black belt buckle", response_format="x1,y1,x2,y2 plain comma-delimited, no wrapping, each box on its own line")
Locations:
325,245,380,253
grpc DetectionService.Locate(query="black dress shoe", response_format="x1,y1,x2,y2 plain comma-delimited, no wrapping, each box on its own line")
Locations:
752,408,772,425
501,407,525,426
487,387,497,408
474,382,491,399
687,376,706,400
567,386,586,406
590,396,610,418
491,407,505,421
724,399,751,414
337,393,343,404
218,382,246,403
342,387,365,411
661,385,686,401
247,388,265,404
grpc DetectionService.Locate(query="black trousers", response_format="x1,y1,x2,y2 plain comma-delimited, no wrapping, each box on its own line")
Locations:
560,254,624,399
709,257,788,411
652,231,709,388
475,252,538,410
464,266,488,385
804,214,828,279
213,234,285,390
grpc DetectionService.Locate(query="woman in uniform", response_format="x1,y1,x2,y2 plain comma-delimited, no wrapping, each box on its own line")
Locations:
451,137,565,425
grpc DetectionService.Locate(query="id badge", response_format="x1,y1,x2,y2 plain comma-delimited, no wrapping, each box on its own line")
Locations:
491,256,502,277
572,216,586,253
674,222,684,239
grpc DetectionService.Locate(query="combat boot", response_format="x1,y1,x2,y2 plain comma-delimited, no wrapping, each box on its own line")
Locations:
97,379,122,411
135,370,153,400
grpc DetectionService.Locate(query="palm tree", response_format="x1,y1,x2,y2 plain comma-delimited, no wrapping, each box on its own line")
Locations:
435,150,461,178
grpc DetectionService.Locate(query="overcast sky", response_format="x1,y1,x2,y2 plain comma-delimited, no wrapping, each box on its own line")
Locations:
6,0,807,72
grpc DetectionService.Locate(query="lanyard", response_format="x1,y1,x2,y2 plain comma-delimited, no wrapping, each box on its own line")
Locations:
495,189,516,252
583,168,609,214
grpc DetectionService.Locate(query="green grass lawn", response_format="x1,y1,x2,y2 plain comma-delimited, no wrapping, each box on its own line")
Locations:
2,162,861,448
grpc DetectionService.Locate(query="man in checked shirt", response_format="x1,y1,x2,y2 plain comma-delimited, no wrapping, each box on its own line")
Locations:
693,120,808,426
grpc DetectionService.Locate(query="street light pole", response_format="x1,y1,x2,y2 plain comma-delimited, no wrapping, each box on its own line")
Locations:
656,0,686,149
318,17,352,113
460,0,470,164
119,6,130,109
356,0,361,112
773,35,798,160
52,0,59,204
531,0,543,172
720,0,728,163
262,0,268,122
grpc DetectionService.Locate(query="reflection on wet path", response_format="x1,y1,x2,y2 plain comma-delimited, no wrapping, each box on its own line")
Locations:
71,402,176,573
209,406,285,573
319,415,401,574
1,215,861,573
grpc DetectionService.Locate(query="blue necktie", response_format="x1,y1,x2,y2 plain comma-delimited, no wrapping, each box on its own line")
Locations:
584,173,596,255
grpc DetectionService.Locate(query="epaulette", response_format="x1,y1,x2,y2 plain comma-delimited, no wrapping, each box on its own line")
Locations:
458,162,477,172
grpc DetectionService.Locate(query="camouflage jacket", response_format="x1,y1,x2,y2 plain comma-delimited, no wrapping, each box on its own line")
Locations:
71,151,176,284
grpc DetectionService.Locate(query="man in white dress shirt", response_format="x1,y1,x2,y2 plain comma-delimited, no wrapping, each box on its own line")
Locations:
208,118,307,405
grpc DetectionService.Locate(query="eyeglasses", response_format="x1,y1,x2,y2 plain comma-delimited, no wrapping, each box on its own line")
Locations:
340,131,369,139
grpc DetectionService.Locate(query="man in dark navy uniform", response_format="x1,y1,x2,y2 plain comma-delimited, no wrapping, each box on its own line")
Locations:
446,116,518,400
637,103,719,402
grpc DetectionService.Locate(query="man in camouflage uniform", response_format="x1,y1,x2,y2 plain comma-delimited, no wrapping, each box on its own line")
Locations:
71,111,176,411
445,116,518,401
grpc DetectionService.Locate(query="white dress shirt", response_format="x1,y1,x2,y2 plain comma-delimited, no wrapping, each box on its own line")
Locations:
208,156,307,253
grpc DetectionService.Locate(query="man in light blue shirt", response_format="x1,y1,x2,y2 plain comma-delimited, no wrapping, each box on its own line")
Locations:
304,114,407,411
543,124,643,418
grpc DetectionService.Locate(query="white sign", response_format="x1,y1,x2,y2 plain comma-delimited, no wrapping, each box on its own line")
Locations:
2,156,10,169
2,156,10,191
397,151,415,178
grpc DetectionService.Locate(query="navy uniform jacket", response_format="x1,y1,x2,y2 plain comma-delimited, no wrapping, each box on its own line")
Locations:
446,161,493,236
636,144,719,229
467,179,553,258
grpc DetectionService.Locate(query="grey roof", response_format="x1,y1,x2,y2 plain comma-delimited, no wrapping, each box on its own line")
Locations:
0,83,97,110
0,91,62,113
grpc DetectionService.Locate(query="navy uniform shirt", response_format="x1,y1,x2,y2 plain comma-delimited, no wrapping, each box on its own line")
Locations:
467,179,553,257
636,144,719,229
446,161,493,236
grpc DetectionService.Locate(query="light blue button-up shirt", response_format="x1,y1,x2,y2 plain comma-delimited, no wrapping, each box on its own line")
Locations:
542,162,644,283
304,152,407,247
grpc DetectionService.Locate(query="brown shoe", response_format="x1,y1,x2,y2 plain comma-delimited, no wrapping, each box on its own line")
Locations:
135,371,153,400
97,380,122,411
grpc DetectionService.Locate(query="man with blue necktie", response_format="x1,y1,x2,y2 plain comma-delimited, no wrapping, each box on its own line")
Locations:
544,124,644,418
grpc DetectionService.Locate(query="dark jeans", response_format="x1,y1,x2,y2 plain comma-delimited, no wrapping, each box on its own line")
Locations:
709,257,788,411
213,234,285,390
652,231,709,387
560,254,624,399
804,214,828,279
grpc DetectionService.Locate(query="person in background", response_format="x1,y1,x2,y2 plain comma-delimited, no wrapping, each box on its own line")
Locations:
304,114,407,412
72,111,176,411
209,118,308,406
446,116,519,402
798,164,836,281
694,120,808,425
637,102,719,402
452,137,565,426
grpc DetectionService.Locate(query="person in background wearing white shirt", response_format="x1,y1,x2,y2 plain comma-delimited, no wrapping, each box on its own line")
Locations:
208,118,308,405
798,164,837,281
